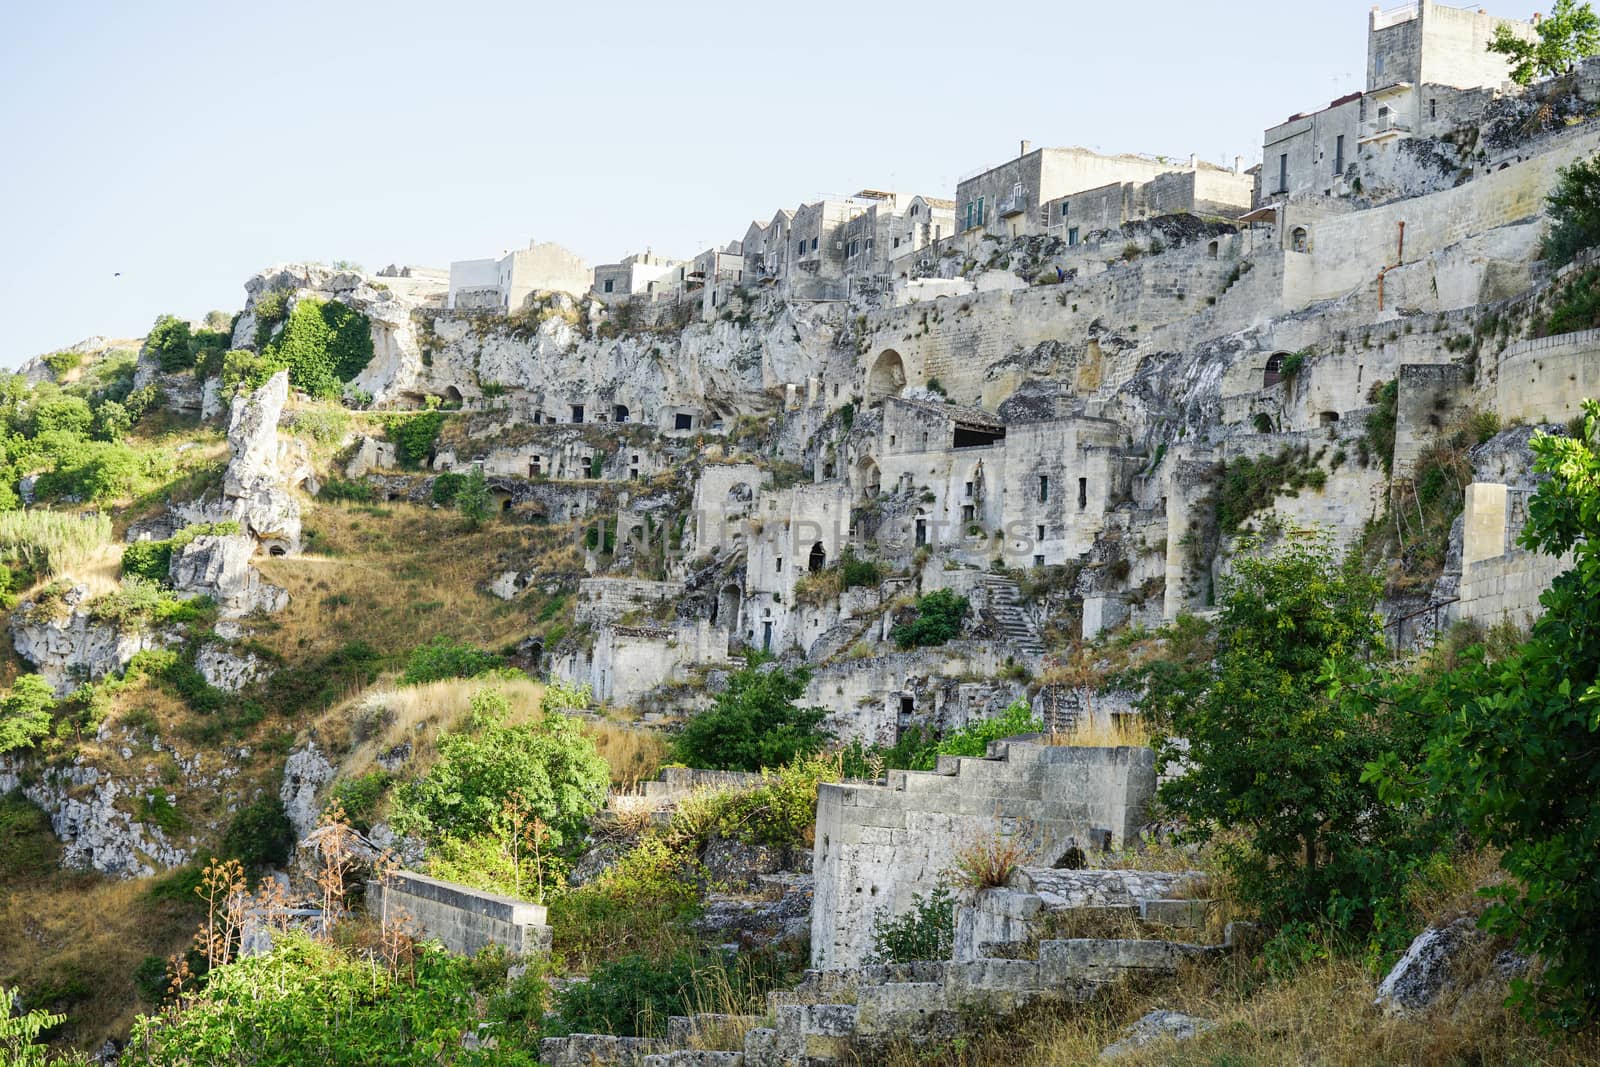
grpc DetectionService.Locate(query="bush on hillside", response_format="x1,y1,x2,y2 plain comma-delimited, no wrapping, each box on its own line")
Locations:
891,589,969,649
222,797,294,870
671,656,829,772
400,636,507,686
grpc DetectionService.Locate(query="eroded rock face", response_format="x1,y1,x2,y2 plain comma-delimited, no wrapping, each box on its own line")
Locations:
220,371,303,553
170,534,288,618
195,642,265,692
11,585,173,696
280,742,336,842
0,755,190,876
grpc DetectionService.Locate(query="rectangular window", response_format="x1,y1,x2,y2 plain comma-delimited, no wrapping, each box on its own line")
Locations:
1429,97,1437,120
961,504,975,523
1078,477,1088,509
1061,201,1070,219
964,481,974,498
1278,153,1288,193
1067,226,1079,246
571,405,584,423
1036,525,1045,541
674,413,693,430
1033,554,1045,567
1334,134,1344,174
811,237,818,251
775,557,783,573
603,278,615,293
1038,475,1049,503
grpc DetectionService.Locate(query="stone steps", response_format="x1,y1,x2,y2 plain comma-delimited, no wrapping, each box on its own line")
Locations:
980,575,1044,654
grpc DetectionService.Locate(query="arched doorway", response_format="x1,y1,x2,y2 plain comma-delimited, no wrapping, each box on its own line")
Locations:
442,385,464,405
1290,227,1308,253
808,541,826,573
855,456,881,499
1263,352,1289,388
868,349,907,402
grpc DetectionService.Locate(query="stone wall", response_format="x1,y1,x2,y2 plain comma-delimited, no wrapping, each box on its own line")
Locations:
576,578,686,626
1454,481,1570,627
1493,326,1600,427
367,870,550,957
810,738,1156,967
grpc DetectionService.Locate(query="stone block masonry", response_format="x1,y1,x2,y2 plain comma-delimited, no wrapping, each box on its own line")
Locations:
810,737,1156,967
367,870,551,957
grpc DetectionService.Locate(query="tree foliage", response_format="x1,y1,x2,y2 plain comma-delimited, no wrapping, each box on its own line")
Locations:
1412,401,1600,1027
456,465,491,530
1489,0,1600,85
1157,536,1436,930
259,298,373,400
0,675,57,755
671,656,829,771
891,589,969,649
400,635,507,686
1542,151,1600,266
389,687,609,851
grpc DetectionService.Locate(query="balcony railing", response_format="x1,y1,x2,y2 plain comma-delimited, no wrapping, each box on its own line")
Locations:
1361,118,1412,141
998,191,1029,218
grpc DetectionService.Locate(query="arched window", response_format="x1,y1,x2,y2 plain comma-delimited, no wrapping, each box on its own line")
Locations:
1263,352,1288,388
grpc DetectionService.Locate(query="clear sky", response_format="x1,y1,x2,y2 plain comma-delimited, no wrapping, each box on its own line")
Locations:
0,0,1520,365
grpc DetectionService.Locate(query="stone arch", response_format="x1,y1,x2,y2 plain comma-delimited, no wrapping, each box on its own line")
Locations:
808,541,827,573
613,403,630,423
442,385,464,405
1207,240,1219,259
868,349,907,402
855,455,881,499
1290,226,1308,253
1263,352,1289,388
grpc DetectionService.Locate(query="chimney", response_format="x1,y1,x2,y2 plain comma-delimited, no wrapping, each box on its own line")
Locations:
1020,139,1032,156
1188,152,1198,169
1234,155,1244,174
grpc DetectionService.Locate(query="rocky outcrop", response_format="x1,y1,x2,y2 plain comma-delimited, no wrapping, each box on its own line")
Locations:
1100,1010,1215,1060
1373,916,1527,1017
11,585,174,696
195,642,266,692
280,742,336,841
221,371,303,553
0,754,191,876
170,534,288,618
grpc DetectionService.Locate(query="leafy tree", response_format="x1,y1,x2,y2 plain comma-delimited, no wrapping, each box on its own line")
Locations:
92,398,132,441
891,589,969,649
401,635,506,685
456,465,492,530
1157,536,1433,929
146,315,193,372
1489,0,1600,85
389,687,609,850
1414,400,1600,1027
672,656,829,771
30,395,93,437
548,948,792,1039
260,298,373,399
0,986,74,1067
0,675,56,755
222,796,295,869
386,411,445,468
1542,152,1600,266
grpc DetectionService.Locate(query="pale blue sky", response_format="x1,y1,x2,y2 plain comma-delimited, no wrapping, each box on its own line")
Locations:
0,0,1507,364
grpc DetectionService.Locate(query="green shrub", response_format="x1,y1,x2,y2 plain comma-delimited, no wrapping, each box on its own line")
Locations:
40,351,82,377
146,315,194,372
1212,447,1326,534
672,656,829,772
0,986,66,1067
1365,379,1399,475
400,635,507,685
131,956,172,1004
222,796,294,869
865,885,956,964
318,477,375,503
840,549,881,590
549,948,793,1039
0,791,57,881
389,687,609,851
0,676,56,755
891,589,969,649
430,471,466,505
456,465,491,529
120,522,240,584
31,395,93,436
384,411,445,468
260,298,373,399
325,771,392,833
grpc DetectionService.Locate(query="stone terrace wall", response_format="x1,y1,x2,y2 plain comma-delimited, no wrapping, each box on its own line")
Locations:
1494,327,1600,427
810,738,1156,967
367,870,551,957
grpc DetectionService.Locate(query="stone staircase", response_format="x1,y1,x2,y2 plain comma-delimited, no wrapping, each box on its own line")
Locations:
540,872,1236,1066
981,575,1043,654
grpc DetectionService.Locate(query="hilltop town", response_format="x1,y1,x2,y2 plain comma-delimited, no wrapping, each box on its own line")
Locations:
5,3,1600,1064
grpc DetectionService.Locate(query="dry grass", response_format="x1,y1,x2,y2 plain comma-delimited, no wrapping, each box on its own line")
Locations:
869,951,1600,1067
325,675,549,780
253,500,581,667
586,719,670,791
0,869,200,1054
948,831,1036,890
1044,715,1152,749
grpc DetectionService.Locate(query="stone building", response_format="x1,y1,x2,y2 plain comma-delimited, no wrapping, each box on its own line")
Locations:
1261,1,1533,203
447,240,593,310
590,251,685,305
954,143,1201,241
842,192,957,284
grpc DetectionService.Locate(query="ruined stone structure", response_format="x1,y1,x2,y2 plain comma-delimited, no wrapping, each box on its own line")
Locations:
367,870,552,957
